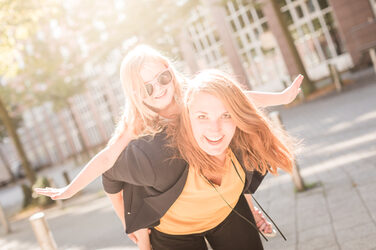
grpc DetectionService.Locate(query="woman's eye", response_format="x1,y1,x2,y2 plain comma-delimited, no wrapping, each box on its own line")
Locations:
197,115,207,119
222,113,231,119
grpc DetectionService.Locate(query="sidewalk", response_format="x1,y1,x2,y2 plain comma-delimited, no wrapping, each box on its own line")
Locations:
0,70,375,250
260,70,376,250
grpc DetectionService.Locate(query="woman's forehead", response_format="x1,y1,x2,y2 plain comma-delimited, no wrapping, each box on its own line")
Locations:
189,92,227,112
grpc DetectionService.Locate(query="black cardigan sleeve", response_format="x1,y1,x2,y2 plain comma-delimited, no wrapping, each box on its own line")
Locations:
244,171,266,194
102,142,157,193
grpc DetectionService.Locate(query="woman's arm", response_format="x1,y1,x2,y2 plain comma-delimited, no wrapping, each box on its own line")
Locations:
34,130,134,200
246,74,303,107
106,190,126,229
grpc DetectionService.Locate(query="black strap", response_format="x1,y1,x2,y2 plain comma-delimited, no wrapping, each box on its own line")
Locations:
231,159,287,241
201,171,268,242
201,157,287,242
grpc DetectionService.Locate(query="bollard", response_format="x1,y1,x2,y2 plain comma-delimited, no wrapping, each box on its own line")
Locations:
62,171,71,186
269,111,306,192
328,63,343,92
48,178,64,209
370,48,376,76
0,202,11,234
29,212,57,250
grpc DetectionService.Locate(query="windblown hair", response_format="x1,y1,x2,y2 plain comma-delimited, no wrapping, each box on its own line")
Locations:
169,69,294,177
108,45,184,145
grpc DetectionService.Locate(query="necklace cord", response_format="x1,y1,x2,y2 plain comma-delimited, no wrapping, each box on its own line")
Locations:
200,158,287,241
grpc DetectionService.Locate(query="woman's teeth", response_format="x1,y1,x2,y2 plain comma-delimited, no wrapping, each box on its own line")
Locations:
205,136,224,143
155,89,167,99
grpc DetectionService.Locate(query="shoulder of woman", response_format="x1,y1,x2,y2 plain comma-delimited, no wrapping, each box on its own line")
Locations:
130,131,169,150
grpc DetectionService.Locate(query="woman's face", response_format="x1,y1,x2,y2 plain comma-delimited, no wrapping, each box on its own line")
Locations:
189,92,236,161
140,60,175,111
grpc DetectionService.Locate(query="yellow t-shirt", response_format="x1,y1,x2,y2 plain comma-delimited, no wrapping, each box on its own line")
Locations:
155,149,245,235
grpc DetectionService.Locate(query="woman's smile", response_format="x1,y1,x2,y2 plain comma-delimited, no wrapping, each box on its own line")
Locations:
154,89,167,99
204,135,224,145
189,92,236,159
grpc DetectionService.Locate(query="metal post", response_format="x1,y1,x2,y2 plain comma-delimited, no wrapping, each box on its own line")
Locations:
0,202,11,234
29,212,57,250
62,171,70,186
328,63,343,92
370,48,376,75
269,111,306,191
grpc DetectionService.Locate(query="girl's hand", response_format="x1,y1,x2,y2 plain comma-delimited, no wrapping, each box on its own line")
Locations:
33,186,73,200
281,74,304,105
127,228,151,250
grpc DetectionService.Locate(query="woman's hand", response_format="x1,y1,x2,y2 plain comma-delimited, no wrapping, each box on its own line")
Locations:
252,207,273,234
128,228,151,250
280,74,304,105
33,186,73,200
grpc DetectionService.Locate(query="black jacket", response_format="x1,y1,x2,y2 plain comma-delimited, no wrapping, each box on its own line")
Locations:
102,132,265,234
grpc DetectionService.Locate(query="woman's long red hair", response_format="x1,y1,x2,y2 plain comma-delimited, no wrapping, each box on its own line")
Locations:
168,70,294,177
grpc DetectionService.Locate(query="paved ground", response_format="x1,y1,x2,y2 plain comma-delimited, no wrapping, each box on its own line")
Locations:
0,69,375,250
260,69,376,250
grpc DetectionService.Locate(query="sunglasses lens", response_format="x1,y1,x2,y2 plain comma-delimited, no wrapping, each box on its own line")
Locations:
145,84,153,96
158,70,172,85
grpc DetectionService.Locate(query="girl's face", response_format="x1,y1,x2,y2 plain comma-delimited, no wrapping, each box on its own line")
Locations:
189,92,236,162
140,60,175,111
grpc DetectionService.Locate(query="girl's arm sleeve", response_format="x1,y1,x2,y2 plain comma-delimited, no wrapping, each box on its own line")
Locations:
102,142,156,190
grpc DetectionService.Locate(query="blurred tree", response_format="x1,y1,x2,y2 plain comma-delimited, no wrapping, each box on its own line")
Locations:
0,0,61,184
21,36,91,159
268,0,315,95
204,0,251,88
0,103,22,182
0,96,35,183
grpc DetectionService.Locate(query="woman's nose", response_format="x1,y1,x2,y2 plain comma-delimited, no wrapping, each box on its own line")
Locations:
209,119,221,132
152,81,163,95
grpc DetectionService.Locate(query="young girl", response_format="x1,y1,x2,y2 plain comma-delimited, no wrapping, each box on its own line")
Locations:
35,45,302,248
102,69,294,249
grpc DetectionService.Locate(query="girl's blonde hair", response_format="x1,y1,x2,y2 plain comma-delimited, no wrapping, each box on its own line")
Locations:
169,69,294,177
108,45,184,145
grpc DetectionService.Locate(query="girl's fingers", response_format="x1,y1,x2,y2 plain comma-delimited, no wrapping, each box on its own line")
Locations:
293,74,304,88
128,234,137,244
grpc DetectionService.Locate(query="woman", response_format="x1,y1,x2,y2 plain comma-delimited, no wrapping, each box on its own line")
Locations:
102,69,294,249
35,45,302,248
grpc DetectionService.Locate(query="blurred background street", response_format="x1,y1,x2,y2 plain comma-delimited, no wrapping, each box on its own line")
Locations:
1,0,376,249
1,68,375,250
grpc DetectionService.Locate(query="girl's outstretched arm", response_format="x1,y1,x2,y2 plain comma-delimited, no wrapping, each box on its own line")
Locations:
245,74,303,107
34,128,134,200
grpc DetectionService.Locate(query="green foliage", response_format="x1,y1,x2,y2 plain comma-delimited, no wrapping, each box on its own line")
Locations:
0,113,22,142
22,176,55,208
2,0,202,109
21,183,33,208
32,176,55,207
0,0,61,77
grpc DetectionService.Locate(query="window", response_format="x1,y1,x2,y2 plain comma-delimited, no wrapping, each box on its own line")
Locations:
318,0,328,9
296,5,304,18
371,0,376,17
306,0,315,12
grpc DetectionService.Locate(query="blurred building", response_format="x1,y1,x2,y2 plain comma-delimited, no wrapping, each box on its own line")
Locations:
1,0,376,180
181,0,376,90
